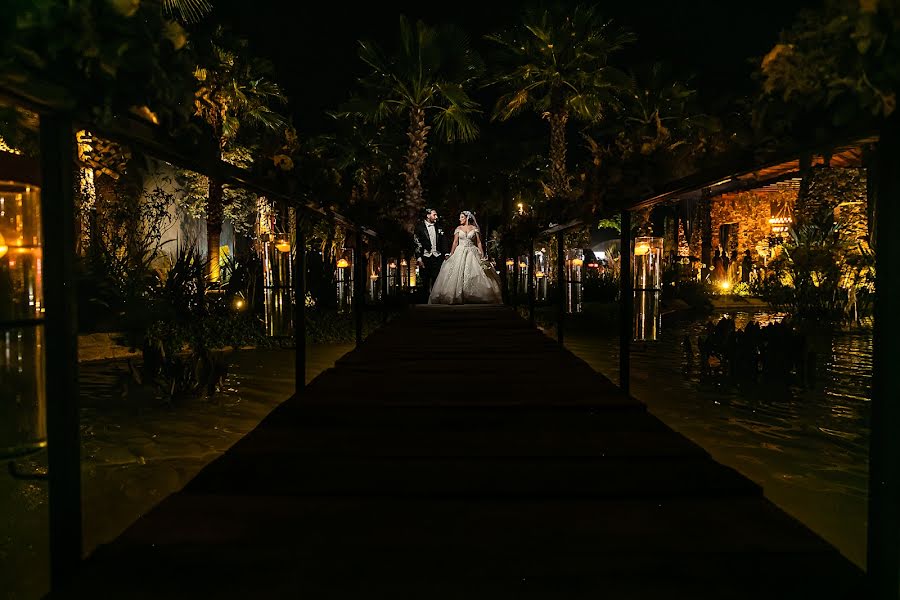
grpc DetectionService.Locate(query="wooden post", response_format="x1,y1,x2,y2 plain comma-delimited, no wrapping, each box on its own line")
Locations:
619,210,632,396
499,250,508,305
354,230,364,346
528,238,536,327
511,249,520,308
867,114,900,598
381,248,388,324
41,115,82,589
294,211,307,393
699,188,712,283
557,231,566,344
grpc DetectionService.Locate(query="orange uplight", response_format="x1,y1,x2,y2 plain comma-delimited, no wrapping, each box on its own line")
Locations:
274,239,291,253
634,242,650,256
518,261,527,268
505,259,514,267
336,258,350,268
571,258,583,267
535,271,545,278
0,231,7,259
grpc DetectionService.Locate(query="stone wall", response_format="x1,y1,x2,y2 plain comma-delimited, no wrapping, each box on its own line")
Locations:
800,167,869,246
710,189,797,255
678,167,869,261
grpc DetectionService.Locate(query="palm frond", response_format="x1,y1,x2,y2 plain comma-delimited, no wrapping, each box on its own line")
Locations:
485,4,634,123
433,105,479,143
492,89,531,121
162,0,212,24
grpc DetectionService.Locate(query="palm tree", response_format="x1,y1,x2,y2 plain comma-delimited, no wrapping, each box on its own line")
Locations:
355,16,482,224
193,29,287,281
486,4,634,200
584,63,721,201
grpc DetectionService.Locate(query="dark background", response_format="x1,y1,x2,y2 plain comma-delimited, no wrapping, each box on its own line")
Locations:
213,0,822,132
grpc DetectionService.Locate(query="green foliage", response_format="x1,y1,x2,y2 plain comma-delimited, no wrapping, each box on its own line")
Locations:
76,169,178,332
760,210,875,323
582,270,618,303
596,215,621,233
174,166,259,235
670,280,714,312
756,0,900,138
486,4,635,122
193,27,288,143
356,16,484,143
138,245,268,400
585,63,725,210
1,0,198,132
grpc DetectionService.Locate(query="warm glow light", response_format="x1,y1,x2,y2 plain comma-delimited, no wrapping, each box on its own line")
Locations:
719,280,731,291
571,258,583,267
587,263,599,268
535,271,545,278
234,298,245,310
517,202,524,214
275,239,291,253
336,258,350,268
0,231,6,259
400,259,408,266
505,259,514,267
388,262,397,268
634,242,650,256
518,261,527,268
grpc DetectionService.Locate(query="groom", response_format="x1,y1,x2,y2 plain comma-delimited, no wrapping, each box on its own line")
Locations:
414,208,449,301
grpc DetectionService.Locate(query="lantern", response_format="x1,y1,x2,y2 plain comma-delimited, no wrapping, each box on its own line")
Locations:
566,248,584,314
633,236,663,341
533,250,548,302
0,179,45,457
367,251,381,301
516,256,529,296
262,229,293,337
274,237,291,253
336,249,353,312
385,258,398,295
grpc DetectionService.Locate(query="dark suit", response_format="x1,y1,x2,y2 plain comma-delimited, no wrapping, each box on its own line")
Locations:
414,220,448,300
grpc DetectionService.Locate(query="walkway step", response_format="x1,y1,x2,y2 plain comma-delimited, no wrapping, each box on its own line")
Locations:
183,456,759,496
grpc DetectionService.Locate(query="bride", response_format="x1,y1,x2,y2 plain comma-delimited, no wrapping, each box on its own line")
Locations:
429,211,503,305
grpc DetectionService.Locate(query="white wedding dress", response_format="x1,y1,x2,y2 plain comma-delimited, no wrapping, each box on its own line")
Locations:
429,227,503,305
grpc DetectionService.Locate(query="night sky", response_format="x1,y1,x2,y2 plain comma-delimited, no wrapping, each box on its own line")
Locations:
214,0,823,133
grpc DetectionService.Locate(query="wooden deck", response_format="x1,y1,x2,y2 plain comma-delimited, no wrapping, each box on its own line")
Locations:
61,305,863,598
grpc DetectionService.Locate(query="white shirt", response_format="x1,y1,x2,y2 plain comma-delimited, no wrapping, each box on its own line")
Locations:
423,221,440,258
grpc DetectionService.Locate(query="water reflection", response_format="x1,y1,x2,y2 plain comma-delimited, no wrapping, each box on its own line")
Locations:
1,345,352,600
566,310,871,567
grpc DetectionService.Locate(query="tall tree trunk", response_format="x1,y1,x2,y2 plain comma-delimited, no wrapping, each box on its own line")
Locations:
402,106,430,224
547,109,570,199
207,176,224,282
206,118,225,283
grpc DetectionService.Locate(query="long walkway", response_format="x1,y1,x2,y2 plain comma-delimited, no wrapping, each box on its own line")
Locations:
63,306,863,598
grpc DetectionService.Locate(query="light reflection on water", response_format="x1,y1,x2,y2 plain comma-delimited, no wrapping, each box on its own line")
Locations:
566,311,871,567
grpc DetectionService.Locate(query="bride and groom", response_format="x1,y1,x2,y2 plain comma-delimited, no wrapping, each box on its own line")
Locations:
414,208,502,305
